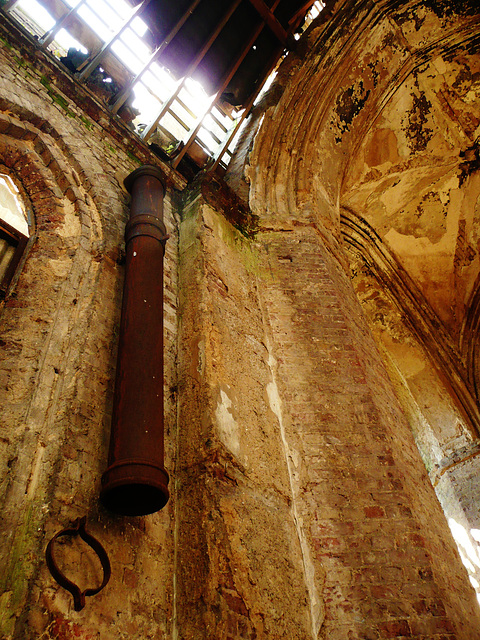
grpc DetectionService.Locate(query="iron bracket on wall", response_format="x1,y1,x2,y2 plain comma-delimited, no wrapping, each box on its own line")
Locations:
45,516,111,611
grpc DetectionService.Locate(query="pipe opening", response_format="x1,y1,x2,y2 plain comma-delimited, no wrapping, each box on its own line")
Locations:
101,482,169,517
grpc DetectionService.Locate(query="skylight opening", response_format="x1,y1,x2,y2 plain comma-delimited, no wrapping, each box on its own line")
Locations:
5,0,317,173
203,113,227,141
184,78,212,112
211,113,229,135
141,71,171,103
166,97,196,132
219,146,234,168
149,63,177,93
196,129,217,155
131,81,163,125
16,0,54,31
160,111,189,143
131,16,148,38
212,105,236,129
120,29,150,64
111,40,144,74
54,29,88,56
101,0,132,21
77,4,113,41
86,0,123,32
309,1,326,20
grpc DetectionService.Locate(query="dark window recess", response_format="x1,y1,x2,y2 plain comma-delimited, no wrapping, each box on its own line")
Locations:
0,172,31,300
0,220,28,299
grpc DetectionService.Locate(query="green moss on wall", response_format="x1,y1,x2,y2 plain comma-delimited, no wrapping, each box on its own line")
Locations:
0,505,37,638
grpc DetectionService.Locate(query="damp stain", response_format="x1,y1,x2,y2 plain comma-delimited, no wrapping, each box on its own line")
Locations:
404,88,433,153
334,80,371,143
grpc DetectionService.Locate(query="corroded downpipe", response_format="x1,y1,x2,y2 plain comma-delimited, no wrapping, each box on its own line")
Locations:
101,165,169,516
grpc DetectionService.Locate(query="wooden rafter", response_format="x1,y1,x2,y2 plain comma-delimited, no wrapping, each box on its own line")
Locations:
288,0,318,26
246,0,287,44
172,0,282,168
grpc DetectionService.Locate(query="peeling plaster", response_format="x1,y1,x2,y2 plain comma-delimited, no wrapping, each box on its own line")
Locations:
215,387,240,457
333,80,371,143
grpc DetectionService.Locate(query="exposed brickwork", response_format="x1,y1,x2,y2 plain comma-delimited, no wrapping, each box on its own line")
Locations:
175,198,313,638
2,0,480,638
257,226,479,638
0,33,181,640
173,170,480,637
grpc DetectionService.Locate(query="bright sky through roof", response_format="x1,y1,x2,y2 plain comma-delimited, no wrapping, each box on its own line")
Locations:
56,29,87,54
9,0,325,167
17,0,54,30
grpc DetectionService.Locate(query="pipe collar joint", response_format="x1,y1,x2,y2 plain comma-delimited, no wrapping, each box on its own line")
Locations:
125,214,169,247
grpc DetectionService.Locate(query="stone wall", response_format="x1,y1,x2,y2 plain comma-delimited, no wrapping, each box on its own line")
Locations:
243,0,480,634
175,191,313,638
173,175,480,637
0,23,180,639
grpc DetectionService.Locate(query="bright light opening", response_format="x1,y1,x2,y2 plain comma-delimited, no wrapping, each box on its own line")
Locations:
131,16,148,38
448,519,480,607
7,0,319,171
0,176,29,236
16,0,55,31
55,29,88,55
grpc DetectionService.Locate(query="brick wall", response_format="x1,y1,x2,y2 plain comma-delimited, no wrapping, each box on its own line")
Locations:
0,29,180,639
2,1,480,638
174,182,480,638
174,194,313,638
256,225,480,638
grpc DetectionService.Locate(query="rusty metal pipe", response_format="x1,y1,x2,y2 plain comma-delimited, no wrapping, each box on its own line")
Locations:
101,165,169,516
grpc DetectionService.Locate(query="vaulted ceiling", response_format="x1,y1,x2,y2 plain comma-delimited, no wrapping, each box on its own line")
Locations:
246,0,480,441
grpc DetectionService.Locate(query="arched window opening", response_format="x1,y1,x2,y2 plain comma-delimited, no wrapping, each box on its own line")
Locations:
0,172,31,299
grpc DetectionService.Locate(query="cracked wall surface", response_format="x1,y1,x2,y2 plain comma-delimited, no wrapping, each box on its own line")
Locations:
0,24,180,639
243,0,480,635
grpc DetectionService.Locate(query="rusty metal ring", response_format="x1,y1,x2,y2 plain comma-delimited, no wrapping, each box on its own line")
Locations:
45,516,111,611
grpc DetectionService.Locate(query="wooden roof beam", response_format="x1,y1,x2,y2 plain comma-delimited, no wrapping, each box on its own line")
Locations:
245,0,287,45
288,1,318,27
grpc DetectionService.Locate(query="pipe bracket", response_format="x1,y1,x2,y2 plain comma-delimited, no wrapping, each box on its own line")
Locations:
45,516,111,611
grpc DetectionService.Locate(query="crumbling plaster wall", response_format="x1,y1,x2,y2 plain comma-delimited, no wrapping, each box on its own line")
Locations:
0,27,181,639
337,0,480,603
171,0,480,632
175,179,480,638
240,0,480,636
175,188,315,639
2,0,480,639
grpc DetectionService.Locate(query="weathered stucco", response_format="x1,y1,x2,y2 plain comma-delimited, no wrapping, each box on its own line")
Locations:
245,0,480,634
0,22,180,638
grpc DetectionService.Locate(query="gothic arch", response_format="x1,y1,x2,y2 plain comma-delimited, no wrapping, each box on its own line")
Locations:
0,110,121,637
340,206,480,436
